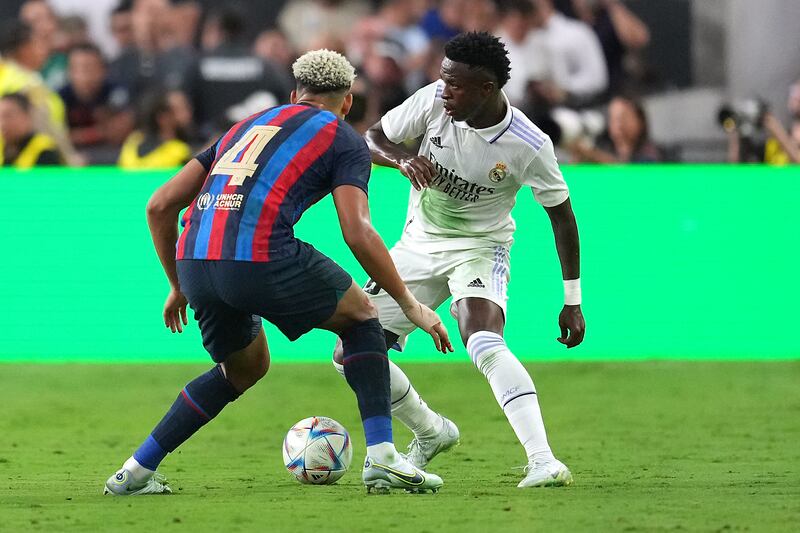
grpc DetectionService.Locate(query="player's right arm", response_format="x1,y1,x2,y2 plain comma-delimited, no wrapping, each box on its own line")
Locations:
145,158,207,333
332,184,452,354
365,122,437,191
364,82,443,190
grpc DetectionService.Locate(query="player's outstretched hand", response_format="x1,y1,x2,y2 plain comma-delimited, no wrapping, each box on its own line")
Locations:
557,304,585,348
398,155,437,191
396,290,453,353
163,288,189,333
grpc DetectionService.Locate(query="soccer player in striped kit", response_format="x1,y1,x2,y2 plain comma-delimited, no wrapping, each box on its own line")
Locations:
333,32,585,488
104,50,452,496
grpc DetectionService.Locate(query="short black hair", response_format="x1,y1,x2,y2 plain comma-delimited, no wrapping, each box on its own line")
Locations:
500,0,535,16
0,20,33,56
112,0,133,15
137,89,171,136
0,92,32,113
208,6,247,43
67,42,105,63
444,32,511,89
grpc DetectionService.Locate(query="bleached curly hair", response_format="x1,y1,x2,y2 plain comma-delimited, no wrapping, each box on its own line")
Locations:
292,49,356,93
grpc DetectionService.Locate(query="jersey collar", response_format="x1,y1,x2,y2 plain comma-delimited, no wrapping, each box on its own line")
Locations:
451,90,513,144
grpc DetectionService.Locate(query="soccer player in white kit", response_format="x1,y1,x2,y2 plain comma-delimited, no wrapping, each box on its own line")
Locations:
334,32,585,487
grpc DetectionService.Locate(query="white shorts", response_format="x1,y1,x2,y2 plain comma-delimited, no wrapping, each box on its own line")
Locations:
364,239,510,350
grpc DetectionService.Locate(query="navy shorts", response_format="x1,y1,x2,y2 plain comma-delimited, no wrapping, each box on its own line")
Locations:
177,241,352,362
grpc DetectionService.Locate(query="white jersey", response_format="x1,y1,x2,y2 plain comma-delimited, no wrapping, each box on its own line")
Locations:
381,81,569,251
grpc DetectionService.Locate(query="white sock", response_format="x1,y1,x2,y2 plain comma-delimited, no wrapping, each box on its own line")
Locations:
467,331,555,464
333,359,443,439
365,442,400,465
122,456,154,482
387,360,443,439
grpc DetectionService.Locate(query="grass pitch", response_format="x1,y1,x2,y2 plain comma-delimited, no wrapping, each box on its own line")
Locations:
1,361,798,532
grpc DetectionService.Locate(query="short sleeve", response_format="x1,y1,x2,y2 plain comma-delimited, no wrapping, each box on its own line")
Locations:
193,140,218,172
380,81,440,143
331,122,372,195
520,138,570,207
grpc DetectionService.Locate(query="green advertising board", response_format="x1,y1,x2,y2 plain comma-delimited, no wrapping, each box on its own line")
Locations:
1,165,797,362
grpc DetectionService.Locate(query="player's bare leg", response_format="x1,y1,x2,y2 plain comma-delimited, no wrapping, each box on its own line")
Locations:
333,335,460,469
104,330,270,495
457,297,572,488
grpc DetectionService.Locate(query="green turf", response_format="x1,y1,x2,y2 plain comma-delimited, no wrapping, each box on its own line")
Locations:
1,362,798,532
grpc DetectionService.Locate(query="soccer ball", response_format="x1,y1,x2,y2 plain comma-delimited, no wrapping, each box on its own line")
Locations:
282,416,353,485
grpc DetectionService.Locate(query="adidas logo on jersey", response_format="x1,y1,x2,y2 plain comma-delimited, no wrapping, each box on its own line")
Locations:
429,136,446,149
467,278,485,288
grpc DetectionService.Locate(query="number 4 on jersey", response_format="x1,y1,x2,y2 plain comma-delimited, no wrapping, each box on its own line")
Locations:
211,125,282,186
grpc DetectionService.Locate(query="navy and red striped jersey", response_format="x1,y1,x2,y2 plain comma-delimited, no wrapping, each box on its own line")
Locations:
176,104,371,262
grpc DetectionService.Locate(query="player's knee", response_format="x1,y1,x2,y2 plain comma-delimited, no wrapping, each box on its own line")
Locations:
223,347,270,391
359,294,378,321
339,318,386,360
466,330,507,369
332,338,344,365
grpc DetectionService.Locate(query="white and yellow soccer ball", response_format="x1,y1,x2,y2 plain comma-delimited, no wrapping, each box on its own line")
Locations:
282,416,353,485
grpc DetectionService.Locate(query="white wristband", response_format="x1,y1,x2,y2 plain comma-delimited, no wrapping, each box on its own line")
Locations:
564,278,581,306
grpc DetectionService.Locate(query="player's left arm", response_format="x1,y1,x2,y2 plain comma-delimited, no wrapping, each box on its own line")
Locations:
525,138,585,348
146,158,208,332
544,198,585,348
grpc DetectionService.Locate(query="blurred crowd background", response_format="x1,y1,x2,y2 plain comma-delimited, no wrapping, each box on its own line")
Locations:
0,0,798,168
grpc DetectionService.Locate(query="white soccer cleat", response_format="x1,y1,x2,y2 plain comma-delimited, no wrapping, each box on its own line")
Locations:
405,416,460,469
362,455,443,494
103,469,172,496
517,459,573,488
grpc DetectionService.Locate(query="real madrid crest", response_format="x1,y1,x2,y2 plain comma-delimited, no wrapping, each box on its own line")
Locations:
489,162,507,183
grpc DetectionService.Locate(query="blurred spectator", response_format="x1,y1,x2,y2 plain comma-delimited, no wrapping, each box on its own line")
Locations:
563,0,650,95
344,75,372,133
419,0,465,41
761,114,800,164
118,89,191,168
362,38,409,117
0,20,83,165
109,0,135,58
349,0,431,92
59,43,124,151
169,0,203,49
463,0,499,32
99,101,136,161
726,81,800,165
109,0,196,102
569,95,662,162
305,35,348,56
496,0,538,107
184,7,290,136
252,28,297,75
527,0,608,108
418,37,444,81
165,88,202,148
762,81,800,164
19,0,64,89
350,0,429,67
0,93,62,167
155,0,198,57
278,0,371,53
1,17,50,76
48,0,126,60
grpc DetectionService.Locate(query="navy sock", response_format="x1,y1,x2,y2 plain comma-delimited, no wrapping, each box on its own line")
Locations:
133,365,240,470
341,318,393,446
